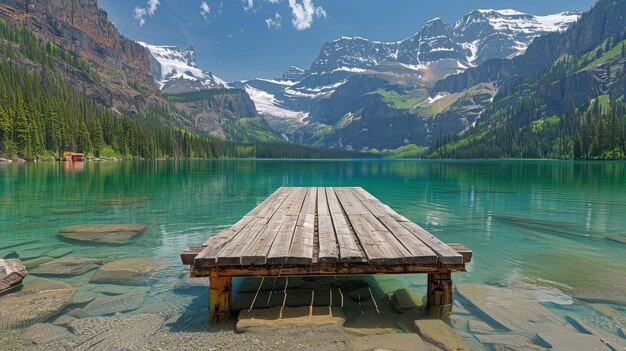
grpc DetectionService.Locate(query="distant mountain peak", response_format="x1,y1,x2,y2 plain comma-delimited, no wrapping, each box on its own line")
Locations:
282,66,306,81
138,41,229,94
303,8,582,80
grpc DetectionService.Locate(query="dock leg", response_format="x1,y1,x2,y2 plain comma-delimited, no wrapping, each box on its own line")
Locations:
426,271,452,317
209,274,232,323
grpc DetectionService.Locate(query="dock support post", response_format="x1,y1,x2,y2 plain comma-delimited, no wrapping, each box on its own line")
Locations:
209,274,232,323
427,271,452,317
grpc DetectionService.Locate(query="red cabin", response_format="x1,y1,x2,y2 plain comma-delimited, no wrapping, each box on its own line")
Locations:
62,152,85,162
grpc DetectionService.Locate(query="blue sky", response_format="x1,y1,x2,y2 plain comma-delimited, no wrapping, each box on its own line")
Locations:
99,0,597,81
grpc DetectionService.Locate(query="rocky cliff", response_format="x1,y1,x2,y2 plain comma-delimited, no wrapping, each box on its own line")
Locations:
170,91,258,136
0,0,160,113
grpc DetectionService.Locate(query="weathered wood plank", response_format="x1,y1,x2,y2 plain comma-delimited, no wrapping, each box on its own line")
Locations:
217,188,294,265
180,247,204,265
352,187,410,222
351,187,462,265
326,188,363,262
248,187,289,217
266,188,308,265
201,215,254,247
317,188,339,262
201,187,290,247
191,262,466,278
195,187,465,268
399,221,463,265
348,215,410,264
334,188,368,215
217,189,293,265
335,189,410,264
447,243,472,263
345,188,437,264
377,216,438,264
286,188,317,264
216,217,269,265
196,188,291,267
195,215,255,267
240,212,286,265
240,187,307,265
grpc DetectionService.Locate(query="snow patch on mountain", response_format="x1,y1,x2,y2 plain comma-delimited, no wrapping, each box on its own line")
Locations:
245,85,309,122
305,9,582,77
138,41,229,93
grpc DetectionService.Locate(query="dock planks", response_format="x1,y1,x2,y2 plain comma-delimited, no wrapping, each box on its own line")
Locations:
192,187,463,268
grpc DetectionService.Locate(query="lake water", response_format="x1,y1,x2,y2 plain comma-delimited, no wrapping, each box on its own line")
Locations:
1,160,625,349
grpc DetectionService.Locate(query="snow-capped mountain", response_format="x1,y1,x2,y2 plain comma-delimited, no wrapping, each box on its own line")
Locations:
281,66,306,81
243,9,581,129
138,42,229,94
307,10,582,77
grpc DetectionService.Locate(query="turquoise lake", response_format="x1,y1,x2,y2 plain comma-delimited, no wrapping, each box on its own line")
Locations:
1,160,625,349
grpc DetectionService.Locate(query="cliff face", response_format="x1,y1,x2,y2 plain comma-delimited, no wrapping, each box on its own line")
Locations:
172,93,258,135
0,0,160,113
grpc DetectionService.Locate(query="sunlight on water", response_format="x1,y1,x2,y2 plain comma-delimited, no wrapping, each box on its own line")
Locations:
1,160,625,349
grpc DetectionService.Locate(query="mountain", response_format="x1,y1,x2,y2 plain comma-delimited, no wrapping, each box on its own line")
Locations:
305,10,581,80
0,0,160,114
138,42,229,95
245,8,581,150
282,66,306,81
429,0,626,160
136,41,281,141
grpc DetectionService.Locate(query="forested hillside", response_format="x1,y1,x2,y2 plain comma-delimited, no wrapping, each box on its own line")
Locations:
429,0,626,160
0,20,359,160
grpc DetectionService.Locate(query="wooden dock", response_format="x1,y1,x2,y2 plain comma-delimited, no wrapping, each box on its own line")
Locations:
181,187,471,322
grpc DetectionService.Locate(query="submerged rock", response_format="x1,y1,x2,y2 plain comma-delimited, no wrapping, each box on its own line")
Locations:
456,284,563,332
468,319,495,334
20,323,70,345
0,288,75,328
566,315,626,351
390,288,423,312
68,313,164,350
89,284,150,296
522,253,626,305
22,256,55,269
51,315,77,327
475,334,540,350
89,257,162,286
44,247,74,258
537,331,611,351
31,257,103,276
71,290,100,304
59,224,147,244
606,236,626,244
414,319,470,351
23,277,73,291
0,258,28,293
96,197,148,205
82,291,146,316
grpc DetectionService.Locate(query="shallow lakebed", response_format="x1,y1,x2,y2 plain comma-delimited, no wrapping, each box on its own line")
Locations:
1,160,625,350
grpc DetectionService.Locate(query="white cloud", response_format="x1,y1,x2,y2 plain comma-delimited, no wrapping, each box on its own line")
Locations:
134,0,160,26
200,1,210,19
266,0,279,3
287,0,326,31
265,12,282,29
243,0,255,12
